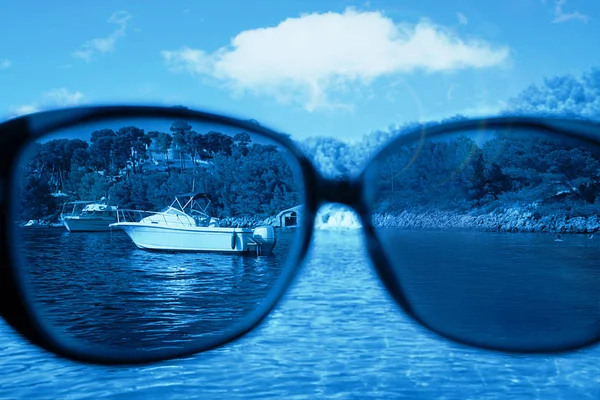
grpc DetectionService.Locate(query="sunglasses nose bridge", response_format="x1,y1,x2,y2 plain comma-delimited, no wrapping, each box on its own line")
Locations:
316,177,365,210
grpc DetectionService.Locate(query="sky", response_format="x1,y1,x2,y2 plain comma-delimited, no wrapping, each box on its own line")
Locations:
1,0,599,141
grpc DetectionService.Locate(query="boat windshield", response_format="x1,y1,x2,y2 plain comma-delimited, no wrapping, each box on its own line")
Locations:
162,207,188,216
157,197,211,219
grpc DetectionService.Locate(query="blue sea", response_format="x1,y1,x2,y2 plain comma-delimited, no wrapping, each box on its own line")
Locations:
0,228,599,399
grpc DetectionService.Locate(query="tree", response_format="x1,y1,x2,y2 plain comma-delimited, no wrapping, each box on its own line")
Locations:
89,129,117,172
148,131,173,174
207,143,301,216
233,132,252,157
170,120,193,170
77,172,111,201
204,131,234,157
63,139,89,171
115,126,151,174
505,67,600,119
19,173,57,220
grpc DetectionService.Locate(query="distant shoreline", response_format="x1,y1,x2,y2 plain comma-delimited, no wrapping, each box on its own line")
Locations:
371,209,600,234
17,208,600,234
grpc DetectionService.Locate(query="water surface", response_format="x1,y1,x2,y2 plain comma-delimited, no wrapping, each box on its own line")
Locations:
1,229,599,399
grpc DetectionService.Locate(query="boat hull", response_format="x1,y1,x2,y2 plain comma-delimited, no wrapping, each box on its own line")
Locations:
63,217,116,232
111,223,276,254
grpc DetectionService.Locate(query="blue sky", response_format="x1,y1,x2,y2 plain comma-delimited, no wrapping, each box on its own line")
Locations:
1,0,599,141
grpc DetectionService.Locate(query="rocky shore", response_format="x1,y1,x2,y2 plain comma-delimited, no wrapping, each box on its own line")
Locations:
19,207,600,234
216,215,279,228
218,206,600,233
371,208,600,233
17,215,280,229
220,207,600,233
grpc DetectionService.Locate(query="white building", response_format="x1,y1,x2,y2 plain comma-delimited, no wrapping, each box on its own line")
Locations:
275,205,303,228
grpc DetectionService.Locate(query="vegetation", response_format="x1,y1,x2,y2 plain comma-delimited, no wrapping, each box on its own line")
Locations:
374,131,600,221
17,119,302,222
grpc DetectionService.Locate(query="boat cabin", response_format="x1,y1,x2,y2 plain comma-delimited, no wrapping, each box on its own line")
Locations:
80,203,118,218
62,200,118,219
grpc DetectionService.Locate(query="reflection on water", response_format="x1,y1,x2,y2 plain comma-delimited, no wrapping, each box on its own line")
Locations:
16,228,297,351
1,230,599,399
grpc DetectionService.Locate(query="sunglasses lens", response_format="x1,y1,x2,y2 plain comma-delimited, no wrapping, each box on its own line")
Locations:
368,124,600,352
10,114,306,360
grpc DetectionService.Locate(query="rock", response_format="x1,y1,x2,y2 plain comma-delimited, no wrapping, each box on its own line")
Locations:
371,208,600,233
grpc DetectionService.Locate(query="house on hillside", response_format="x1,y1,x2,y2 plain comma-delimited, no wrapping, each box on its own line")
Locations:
148,142,178,163
148,143,213,172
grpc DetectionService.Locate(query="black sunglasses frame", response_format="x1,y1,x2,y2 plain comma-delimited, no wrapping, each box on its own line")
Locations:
2,105,600,365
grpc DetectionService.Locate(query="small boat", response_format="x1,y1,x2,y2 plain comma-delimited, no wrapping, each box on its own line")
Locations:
61,197,118,232
109,193,276,255
20,220,62,229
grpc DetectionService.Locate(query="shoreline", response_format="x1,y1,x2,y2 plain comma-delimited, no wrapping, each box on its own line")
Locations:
371,209,600,234
17,208,600,234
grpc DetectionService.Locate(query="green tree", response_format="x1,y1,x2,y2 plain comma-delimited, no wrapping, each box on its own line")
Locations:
148,130,173,174
89,129,117,172
170,120,193,170
115,126,152,174
20,173,57,220
77,172,111,201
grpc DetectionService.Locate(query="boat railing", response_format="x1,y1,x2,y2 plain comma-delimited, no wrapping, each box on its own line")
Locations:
115,209,204,228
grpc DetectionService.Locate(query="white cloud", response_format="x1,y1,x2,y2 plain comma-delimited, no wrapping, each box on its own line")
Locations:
0,59,11,69
457,12,468,25
73,11,133,62
551,0,589,23
11,104,40,116
462,101,506,117
44,88,85,106
162,8,510,112
9,88,87,117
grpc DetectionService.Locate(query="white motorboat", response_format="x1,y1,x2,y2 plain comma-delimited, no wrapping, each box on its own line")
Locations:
61,198,118,232
109,193,276,255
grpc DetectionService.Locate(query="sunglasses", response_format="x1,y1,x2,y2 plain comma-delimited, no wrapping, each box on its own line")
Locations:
1,105,599,365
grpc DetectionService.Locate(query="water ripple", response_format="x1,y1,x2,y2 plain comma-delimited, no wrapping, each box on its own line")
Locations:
0,230,599,399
